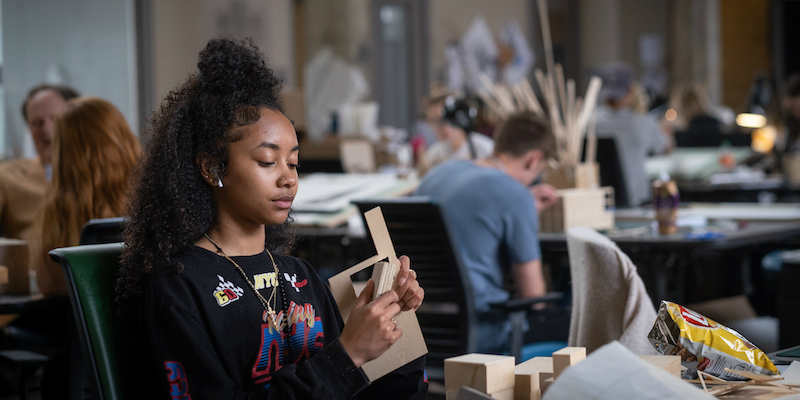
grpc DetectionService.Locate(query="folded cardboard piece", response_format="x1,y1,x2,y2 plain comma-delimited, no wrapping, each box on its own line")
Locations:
328,207,427,381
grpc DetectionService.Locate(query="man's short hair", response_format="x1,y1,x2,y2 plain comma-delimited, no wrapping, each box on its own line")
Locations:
493,112,556,160
21,83,80,121
595,62,633,103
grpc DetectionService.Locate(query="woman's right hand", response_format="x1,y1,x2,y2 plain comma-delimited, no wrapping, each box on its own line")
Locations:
339,280,403,368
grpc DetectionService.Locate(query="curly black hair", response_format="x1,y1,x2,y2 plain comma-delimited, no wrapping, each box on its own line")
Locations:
116,38,294,311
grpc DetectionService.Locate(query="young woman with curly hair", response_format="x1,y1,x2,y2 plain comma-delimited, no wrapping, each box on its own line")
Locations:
29,96,141,297
115,38,427,399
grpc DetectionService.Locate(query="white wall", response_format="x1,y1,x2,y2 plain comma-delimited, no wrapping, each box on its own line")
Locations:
150,0,295,108
1,0,138,158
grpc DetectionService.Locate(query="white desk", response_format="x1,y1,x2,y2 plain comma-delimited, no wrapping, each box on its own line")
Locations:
615,203,800,223
645,147,751,181
292,173,419,228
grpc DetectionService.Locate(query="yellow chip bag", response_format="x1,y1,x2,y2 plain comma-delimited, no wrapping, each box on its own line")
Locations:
648,300,777,380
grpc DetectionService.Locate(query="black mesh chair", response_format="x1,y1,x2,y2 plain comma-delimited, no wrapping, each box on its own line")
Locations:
353,198,562,383
584,137,628,208
674,131,752,147
79,217,126,245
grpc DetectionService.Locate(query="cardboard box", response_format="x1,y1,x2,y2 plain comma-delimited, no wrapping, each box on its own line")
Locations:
686,296,757,324
0,238,30,295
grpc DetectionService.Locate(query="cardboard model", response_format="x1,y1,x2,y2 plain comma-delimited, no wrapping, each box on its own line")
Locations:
328,207,428,381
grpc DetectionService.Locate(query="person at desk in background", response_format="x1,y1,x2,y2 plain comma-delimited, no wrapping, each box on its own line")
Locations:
593,62,671,206
416,111,563,354
667,83,732,136
410,84,451,153
114,38,427,399
0,84,79,240
29,96,141,297
417,96,494,176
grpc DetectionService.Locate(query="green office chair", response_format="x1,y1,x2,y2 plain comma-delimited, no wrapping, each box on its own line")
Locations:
49,243,159,400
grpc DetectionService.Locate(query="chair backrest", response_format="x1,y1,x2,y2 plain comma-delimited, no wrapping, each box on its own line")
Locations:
353,197,477,380
49,243,158,400
565,227,657,355
79,217,126,245
674,131,752,147
584,137,629,207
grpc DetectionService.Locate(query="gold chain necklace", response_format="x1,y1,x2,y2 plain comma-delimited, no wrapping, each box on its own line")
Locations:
204,233,281,329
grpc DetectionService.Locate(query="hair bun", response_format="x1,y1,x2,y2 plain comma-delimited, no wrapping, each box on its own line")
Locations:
196,38,279,99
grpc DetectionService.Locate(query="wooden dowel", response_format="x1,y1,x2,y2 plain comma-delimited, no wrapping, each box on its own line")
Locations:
586,112,597,164
521,78,545,117
722,368,782,382
512,84,529,111
477,91,506,119
496,85,517,113
556,64,568,124
698,371,709,392
575,76,602,138
537,0,557,103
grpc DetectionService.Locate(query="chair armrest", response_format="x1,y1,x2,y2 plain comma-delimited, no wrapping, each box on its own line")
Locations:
488,292,564,313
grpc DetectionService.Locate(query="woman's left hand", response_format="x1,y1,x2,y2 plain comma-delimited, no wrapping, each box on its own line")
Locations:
394,255,424,311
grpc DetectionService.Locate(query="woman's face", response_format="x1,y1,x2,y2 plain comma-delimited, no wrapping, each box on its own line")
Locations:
215,108,299,228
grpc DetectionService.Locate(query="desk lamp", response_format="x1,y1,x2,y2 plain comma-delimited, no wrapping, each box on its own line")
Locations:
736,73,772,129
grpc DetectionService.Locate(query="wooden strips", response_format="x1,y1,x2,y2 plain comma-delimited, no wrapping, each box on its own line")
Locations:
371,261,399,300
520,78,545,117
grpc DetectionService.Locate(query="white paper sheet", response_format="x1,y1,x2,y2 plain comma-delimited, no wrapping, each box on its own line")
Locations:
543,341,715,400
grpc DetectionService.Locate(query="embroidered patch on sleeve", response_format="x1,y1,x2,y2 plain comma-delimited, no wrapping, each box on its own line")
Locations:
165,361,192,400
213,275,244,307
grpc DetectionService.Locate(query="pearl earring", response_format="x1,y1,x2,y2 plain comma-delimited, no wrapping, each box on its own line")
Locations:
217,179,224,188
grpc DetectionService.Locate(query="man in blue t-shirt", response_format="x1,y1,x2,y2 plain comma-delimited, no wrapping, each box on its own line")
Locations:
416,112,559,353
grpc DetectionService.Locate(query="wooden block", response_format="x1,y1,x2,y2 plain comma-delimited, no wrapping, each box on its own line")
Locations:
514,357,552,400
513,391,538,400
447,389,458,400
552,347,586,379
452,387,497,400
538,372,552,392
370,261,398,300
639,355,681,377
539,187,614,232
0,266,8,285
490,387,514,400
445,353,515,393
540,377,554,393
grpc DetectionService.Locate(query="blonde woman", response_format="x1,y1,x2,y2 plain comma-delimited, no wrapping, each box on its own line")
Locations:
29,96,140,297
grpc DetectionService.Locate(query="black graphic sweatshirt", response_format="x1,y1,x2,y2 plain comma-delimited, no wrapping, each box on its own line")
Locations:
143,246,427,399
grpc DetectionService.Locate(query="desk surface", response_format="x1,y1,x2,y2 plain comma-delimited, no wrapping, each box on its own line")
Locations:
292,173,419,228
616,203,800,222
542,203,800,250
645,147,752,181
